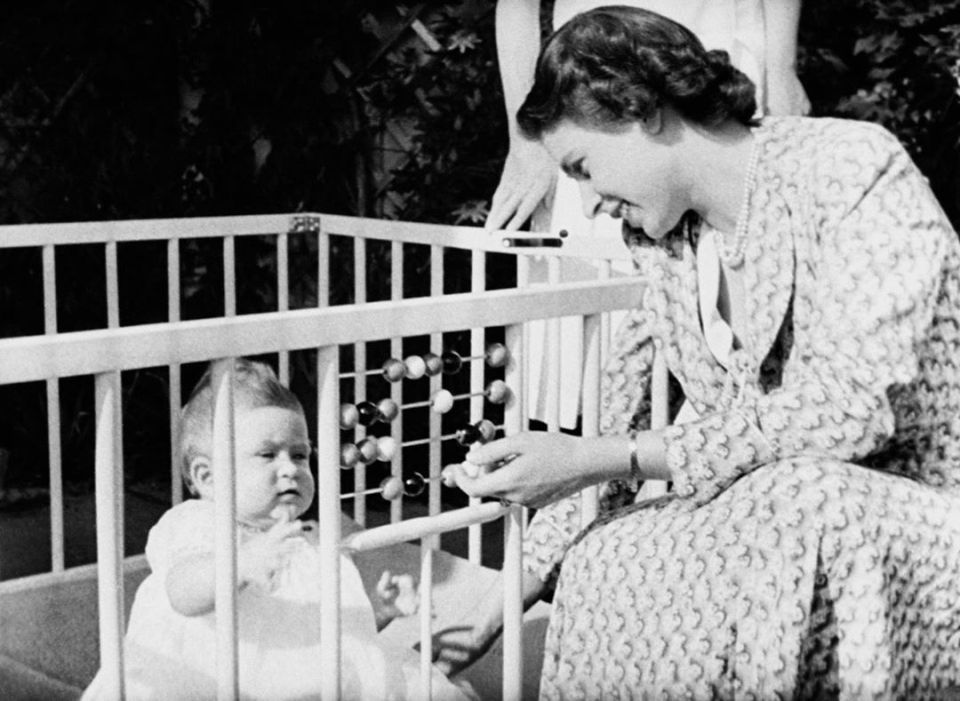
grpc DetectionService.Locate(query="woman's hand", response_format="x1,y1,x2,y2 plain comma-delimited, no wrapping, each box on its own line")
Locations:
485,137,557,232
445,432,624,508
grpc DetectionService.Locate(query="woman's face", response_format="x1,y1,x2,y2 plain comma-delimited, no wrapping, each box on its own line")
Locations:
541,117,687,240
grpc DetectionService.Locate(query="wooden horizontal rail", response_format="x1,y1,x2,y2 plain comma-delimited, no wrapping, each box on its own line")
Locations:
341,502,509,553
0,213,632,261
0,277,645,384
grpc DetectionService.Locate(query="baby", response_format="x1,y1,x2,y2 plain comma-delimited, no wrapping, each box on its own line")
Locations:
83,358,471,700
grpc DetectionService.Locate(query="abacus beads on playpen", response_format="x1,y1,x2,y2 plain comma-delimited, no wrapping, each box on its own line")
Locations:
337,343,511,503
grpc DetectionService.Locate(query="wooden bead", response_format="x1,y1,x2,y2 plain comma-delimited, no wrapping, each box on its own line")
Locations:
476,419,497,443
485,343,508,368
357,437,379,465
376,436,397,461
430,389,455,414
382,358,406,383
441,350,463,375
380,476,403,501
485,379,510,404
423,352,444,377
403,472,426,497
376,398,400,423
404,355,427,380
339,403,359,430
340,443,360,469
356,401,380,426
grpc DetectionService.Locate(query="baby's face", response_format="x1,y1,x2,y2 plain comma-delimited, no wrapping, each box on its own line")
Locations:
234,406,315,528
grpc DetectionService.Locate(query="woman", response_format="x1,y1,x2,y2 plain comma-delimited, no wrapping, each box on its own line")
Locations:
489,0,808,431
446,6,960,697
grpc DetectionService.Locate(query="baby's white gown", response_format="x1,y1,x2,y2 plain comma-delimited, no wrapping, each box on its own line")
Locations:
83,500,470,701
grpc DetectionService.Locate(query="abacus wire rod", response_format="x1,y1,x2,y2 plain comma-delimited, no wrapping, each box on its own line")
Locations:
397,389,494,411
397,427,504,448
339,473,444,500
339,368,385,379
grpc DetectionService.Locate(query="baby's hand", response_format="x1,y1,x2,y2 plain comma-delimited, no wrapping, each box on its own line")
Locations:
238,517,305,591
376,571,418,619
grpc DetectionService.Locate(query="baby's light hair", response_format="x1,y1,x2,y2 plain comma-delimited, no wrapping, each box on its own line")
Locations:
178,358,304,495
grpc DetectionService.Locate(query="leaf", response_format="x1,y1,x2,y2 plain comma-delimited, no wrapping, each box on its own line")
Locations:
448,31,480,53
451,199,489,224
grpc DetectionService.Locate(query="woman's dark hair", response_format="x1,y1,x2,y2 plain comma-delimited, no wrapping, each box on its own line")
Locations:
517,5,758,138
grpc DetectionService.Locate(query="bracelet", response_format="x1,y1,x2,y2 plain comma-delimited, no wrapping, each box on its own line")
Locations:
628,436,641,481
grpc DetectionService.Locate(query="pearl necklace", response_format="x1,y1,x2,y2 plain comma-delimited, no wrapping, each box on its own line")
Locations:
720,134,761,268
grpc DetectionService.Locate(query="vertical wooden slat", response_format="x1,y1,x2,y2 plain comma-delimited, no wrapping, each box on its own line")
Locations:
428,245,443,530
467,249,486,565
94,371,125,699
502,504,524,701
211,361,238,700
168,238,183,505
545,257,562,432
316,345,342,700
223,235,236,318
353,236,368,526
580,313,602,526
419,539,434,699
390,241,404,525
42,244,65,572
317,228,330,309
515,258,532,530
277,231,290,385
501,322,524,701
105,240,120,329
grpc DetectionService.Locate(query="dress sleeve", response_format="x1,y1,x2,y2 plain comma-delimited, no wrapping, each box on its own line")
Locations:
663,123,952,506
145,499,216,579
523,306,655,584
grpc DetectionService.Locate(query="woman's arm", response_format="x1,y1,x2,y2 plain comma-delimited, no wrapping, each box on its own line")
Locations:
486,0,556,231
451,431,667,508
761,0,809,115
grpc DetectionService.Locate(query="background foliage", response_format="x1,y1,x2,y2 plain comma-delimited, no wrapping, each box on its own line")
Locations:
0,0,958,498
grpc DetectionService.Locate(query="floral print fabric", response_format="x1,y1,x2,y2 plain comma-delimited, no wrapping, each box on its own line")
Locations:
525,117,960,698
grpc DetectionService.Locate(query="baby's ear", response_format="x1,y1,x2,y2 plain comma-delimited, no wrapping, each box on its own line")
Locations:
189,456,214,498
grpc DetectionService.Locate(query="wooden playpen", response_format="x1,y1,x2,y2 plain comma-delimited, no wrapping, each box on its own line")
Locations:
0,213,668,699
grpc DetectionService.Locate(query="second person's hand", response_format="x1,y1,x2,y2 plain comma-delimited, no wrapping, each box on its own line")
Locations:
485,137,557,232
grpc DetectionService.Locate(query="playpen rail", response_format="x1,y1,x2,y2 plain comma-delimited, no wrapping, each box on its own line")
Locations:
3,213,631,569
0,213,631,261
0,279,643,384
0,214,663,699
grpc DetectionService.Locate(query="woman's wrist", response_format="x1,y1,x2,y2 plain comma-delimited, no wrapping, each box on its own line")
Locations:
626,430,671,482
576,436,635,482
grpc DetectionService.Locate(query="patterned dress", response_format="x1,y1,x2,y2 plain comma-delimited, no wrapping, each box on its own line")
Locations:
523,117,960,699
